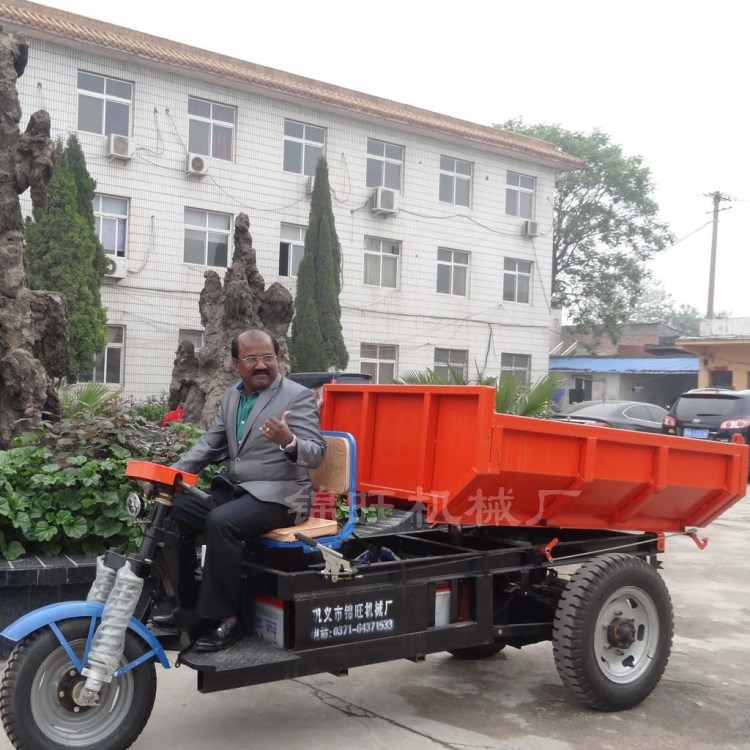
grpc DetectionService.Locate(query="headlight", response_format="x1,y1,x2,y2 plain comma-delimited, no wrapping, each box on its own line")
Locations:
125,492,144,518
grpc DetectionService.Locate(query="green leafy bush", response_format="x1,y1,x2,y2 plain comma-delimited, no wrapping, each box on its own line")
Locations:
129,393,170,423
334,496,390,525
0,412,217,561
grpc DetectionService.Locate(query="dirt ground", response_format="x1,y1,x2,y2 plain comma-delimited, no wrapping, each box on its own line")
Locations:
2,501,748,750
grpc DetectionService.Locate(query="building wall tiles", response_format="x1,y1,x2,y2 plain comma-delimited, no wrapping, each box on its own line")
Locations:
16,35,559,398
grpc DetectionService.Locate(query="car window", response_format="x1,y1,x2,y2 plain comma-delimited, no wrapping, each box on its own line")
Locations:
564,401,598,414
334,374,373,384
565,403,621,416
645,405,668,421
673,396,742,419
624,405,652,421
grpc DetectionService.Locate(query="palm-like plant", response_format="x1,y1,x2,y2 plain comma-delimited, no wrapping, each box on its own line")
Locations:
393,367,461,385
493,374,562,416
59,382,123,416
393,368,562,417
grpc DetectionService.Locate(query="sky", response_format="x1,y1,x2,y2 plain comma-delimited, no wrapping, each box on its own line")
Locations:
35,0,750,317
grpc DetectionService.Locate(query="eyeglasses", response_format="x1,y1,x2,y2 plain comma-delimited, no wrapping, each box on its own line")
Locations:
239,354,277,366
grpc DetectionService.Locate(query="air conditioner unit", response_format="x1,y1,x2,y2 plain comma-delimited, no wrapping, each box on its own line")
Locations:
306,176,315,195
104,256,127,280
371,187,399,215
522,220,539,238
186,153,209,176
106,134,134,160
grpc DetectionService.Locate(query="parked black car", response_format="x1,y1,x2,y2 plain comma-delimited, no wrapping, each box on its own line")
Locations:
552,400,668,433
288,371,372,388
662,388,750,443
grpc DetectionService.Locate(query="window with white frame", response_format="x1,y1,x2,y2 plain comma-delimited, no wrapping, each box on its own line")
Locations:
93,195,128,258
436,248,469,296
179,329,204,352
439,156,472,206
183,209,231,267
283,119,325,176
89,325,125,385
188,97,235,161
360,344,398,384
279,223,306,277
503,258,532,303
500,353,531,385
434,348,468,381
77,71,132,137
364,236,400,288
366,138,403,190
505,171,535,219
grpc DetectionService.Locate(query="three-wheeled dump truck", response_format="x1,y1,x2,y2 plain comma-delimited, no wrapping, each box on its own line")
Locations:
1,385,747,750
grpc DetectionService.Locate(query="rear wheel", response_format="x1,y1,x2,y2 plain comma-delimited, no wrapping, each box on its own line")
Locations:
1,618,157,750
552,553,672,711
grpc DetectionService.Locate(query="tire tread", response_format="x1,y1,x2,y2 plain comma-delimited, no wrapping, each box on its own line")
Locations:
1,630,43,749
552,553,673,712
0,621,157,750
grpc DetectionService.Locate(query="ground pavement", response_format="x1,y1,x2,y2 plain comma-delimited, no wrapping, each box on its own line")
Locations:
1,501,748,750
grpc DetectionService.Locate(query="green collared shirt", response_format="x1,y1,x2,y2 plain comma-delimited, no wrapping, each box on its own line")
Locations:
236,389,259,444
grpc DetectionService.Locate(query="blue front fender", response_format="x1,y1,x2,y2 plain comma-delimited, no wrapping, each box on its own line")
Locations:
1,601,170,671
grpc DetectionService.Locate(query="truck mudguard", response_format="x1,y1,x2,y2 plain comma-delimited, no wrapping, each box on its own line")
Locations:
1,601,170,670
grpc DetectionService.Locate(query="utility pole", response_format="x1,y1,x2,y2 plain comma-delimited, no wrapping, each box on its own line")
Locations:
706,191,732,319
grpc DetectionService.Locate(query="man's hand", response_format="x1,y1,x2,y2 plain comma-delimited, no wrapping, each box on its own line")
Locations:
260,410,294,447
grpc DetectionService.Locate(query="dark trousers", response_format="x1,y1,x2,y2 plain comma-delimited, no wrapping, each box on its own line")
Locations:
171,477,295,621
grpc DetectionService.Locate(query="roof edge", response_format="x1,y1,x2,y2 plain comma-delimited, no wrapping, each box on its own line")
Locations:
0,0,583,169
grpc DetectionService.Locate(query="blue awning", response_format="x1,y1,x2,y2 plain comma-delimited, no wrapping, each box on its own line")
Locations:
549,357,698,374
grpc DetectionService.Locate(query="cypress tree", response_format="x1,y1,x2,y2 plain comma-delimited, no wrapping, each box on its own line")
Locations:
315,214,348,369
308,156,341,294
66,134,108,278
26,140,108,382
289,251,327,372
290,156,348,370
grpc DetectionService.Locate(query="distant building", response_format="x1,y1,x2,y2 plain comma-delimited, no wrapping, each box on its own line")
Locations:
1,0,581,399
676,317,750,389
550,321,685,357
549,322,698,408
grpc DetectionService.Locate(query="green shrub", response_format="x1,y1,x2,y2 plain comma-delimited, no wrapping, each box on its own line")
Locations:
0,412,219,560
130,393,170,423
0,446,140,560
334,495,390,525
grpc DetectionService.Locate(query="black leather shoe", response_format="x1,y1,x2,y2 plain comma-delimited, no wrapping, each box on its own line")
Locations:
151,609,178,628
194,620,241,652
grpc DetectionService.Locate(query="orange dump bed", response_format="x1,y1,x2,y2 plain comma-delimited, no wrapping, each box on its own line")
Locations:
320,385,748,533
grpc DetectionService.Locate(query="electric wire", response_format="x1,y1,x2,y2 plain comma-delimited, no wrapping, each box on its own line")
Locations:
665,220,713,249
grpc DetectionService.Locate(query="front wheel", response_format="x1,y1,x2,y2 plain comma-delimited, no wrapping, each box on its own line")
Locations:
1,618,157,750
552,553,673,711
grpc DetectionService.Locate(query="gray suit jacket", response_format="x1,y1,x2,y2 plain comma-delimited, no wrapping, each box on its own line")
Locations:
172,374,326,517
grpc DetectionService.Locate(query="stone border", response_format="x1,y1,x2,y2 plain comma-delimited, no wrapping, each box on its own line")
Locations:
0,554,97,588
0,555,97,660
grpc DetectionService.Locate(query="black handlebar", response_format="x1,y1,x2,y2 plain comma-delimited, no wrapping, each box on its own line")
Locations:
175,479,212,504
294,532,318,548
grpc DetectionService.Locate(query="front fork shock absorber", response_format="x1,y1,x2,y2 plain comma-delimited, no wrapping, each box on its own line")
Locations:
77,490,173,705
86,555,118,604
78,561,144,705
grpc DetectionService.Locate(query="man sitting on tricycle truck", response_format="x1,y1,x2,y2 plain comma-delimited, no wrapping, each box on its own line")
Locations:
161,328,326,651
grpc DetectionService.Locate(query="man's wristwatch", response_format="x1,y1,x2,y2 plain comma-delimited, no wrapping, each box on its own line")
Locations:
280,434,297,452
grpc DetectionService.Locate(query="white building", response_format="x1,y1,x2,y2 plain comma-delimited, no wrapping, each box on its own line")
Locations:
1,0,581,400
